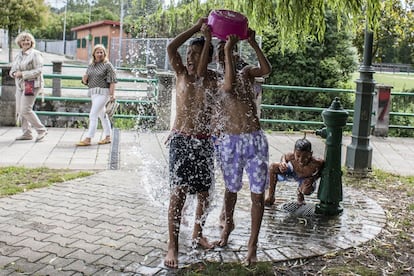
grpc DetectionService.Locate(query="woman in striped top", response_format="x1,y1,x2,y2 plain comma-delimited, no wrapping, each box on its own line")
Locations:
77,44,117,146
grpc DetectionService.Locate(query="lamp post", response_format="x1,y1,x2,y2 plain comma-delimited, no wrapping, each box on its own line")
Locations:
345,28,375,176
118,0,124,67
62,2,67,55
89,0,92,23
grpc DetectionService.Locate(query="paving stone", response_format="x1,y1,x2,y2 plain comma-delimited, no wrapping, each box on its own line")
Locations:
38,243,77,257
0,256,19,267
123,262,163,275
0,242,22,256
93,245,130,260
9,247,49,262
34,265,75,276
37,254,77,269
120,243,153,255
264,248,288,262
68,240,102,253
0,130,395,273
96,229,128,240
14,237,51,251
5,258,45,275
0,232,26,246
65,249,104,264
69,231,102,243
48,227,79,238
94,267,136,275
70,217,103,228
220,250,241,262
93,255,132,272
19,230,53,242
61,259,100,275
43,234,78,247
0,225,29,236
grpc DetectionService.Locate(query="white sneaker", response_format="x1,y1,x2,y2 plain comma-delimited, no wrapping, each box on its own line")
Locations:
36,131,48,142
15,135,33,141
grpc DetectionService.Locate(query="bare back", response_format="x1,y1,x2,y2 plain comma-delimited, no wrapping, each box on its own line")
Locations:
220,67,261,134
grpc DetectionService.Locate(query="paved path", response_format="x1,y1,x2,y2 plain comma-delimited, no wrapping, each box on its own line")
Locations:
0,127,412,274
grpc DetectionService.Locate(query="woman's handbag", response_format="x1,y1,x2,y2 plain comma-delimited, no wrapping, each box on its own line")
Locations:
105,99,119,118
24,80,35,96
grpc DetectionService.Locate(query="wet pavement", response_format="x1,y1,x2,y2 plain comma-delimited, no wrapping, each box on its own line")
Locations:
0,127,412,275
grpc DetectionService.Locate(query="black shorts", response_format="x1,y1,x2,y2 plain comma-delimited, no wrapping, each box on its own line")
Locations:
169,133,214,194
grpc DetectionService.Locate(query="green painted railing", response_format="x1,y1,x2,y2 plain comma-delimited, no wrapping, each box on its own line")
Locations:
3,61,412,130
43,73,158,85
35,73,158,120
260,84,414,130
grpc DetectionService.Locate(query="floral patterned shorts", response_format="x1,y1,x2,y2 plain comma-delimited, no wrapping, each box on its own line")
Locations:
218,130,269,194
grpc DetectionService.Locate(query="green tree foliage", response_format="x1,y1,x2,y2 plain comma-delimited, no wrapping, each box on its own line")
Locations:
353,0,414,64
260,12,357,131
175,0,383,52
32,0,119,41
0,0,48,61
31,12,63,41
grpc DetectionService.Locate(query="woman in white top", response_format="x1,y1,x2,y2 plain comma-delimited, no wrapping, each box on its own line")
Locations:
10,32,48,142
76,44,117,146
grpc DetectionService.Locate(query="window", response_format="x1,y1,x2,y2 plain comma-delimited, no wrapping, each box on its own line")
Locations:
102,36,108,48
81,38,87,48
77,39,81,48
94,36,101,45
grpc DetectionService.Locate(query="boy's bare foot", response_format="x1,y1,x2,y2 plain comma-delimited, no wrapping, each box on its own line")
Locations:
297,191,305,206
244,246,258,266
215,221,234,247
297,200,306,206
193,236,214,249
264,196,275,206
164,248,178,268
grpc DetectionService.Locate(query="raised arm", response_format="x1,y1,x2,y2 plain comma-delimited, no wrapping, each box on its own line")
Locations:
222,35,239,93
167,18,204,74
245,29,272,79
197,21,211,78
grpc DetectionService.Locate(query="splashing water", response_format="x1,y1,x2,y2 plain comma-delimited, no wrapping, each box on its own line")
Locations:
127,142,170,208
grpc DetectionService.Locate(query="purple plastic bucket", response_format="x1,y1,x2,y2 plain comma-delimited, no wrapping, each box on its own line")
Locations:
207,10,249,41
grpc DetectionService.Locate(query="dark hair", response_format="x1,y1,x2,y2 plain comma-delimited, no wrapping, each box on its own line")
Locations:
189,36,214,59
294,138,312,152
217,39,239,52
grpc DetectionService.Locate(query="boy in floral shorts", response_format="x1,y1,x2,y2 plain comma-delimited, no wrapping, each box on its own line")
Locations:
215,31,271,266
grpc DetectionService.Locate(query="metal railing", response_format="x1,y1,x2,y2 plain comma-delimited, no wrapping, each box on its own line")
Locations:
33,78,414,129
2,63,413,131
38,71,159,120
260,84,414,130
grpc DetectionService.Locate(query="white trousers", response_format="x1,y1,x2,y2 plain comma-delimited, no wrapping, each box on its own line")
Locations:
15,88,46,136
87,94,112,139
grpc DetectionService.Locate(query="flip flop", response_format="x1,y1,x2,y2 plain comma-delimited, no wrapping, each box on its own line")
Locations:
98,138,111,145
76,140,91,146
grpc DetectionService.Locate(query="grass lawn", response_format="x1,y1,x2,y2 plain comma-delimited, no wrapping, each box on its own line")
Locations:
0,166,93,197
352,72,414,92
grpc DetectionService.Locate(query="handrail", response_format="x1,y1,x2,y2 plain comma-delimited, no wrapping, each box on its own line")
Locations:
260,84,414,131
3,63,412,132
35,111,156,119
262,84,354,94
43,86,149,92
36,96,156,104
0,61,148,73
260,104,355,114
43,73,158,83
